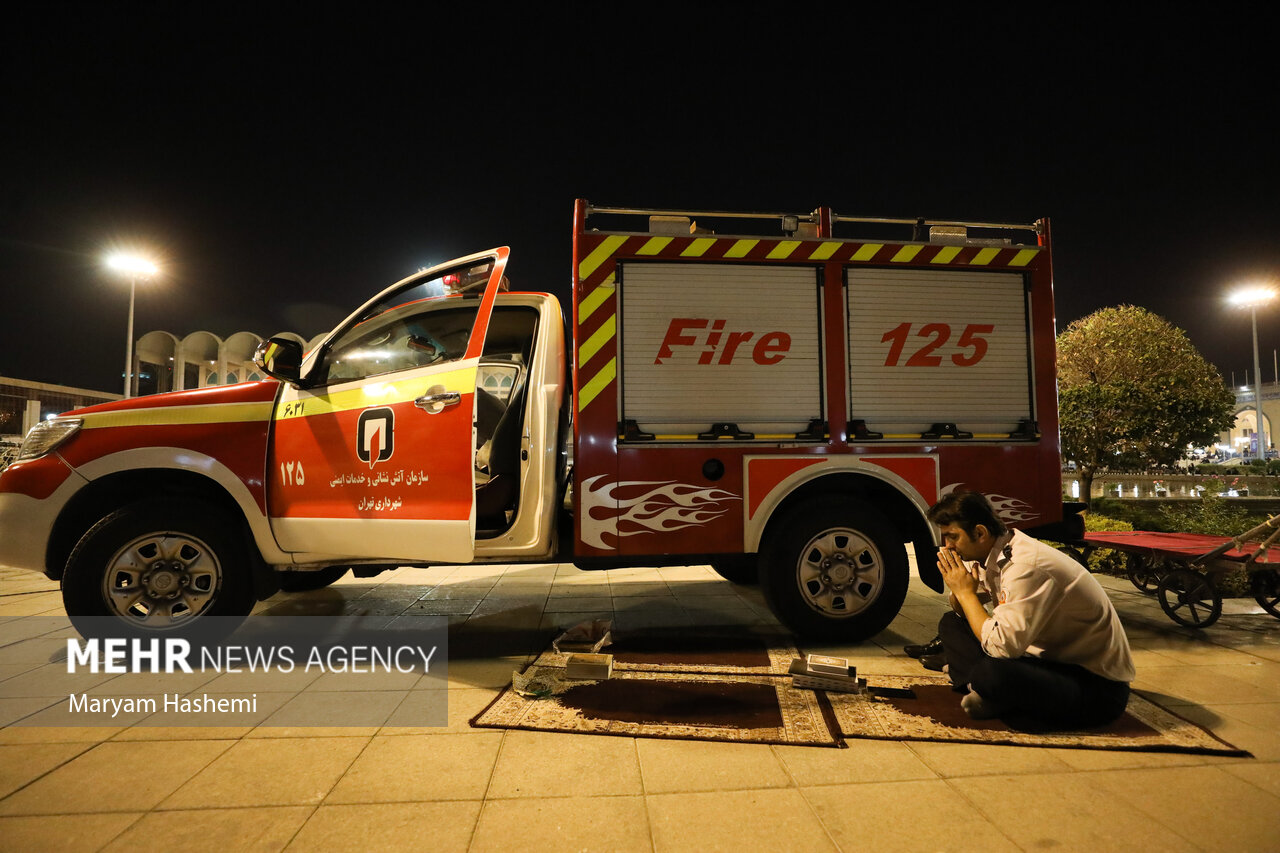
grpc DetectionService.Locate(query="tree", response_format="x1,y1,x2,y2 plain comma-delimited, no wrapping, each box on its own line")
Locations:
1057,305,1236,504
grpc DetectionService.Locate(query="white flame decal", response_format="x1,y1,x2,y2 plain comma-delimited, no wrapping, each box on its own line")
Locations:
580,475,741,550
940,483,1040,524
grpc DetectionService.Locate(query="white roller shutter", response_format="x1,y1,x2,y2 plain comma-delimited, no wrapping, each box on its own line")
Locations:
847,268,1031,435
620,263,822,436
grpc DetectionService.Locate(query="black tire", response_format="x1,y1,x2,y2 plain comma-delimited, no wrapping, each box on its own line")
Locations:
760,498,908,641
278,566,349,592
711,557,759,585
62,499,255,639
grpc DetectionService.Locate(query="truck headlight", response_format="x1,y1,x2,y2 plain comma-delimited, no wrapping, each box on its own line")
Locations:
17,418,83,462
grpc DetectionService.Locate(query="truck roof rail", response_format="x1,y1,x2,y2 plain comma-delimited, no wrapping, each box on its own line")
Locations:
583,202,1045,243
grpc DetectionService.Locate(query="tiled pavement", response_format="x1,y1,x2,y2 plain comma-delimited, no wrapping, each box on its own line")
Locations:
1,554,1279,853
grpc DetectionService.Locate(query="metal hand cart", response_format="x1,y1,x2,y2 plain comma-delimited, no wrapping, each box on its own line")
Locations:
1074,516,1280,628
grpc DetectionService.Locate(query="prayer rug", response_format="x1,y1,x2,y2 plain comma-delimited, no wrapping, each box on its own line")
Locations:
472,667,842,747
827,674,1250,756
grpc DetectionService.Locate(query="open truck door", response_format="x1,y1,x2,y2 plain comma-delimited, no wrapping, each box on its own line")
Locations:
265,248,508,562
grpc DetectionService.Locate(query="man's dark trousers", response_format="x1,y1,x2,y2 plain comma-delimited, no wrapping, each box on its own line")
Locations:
937,612,1129,728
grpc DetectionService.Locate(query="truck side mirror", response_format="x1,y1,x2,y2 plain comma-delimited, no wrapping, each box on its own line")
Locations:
254,337,305,386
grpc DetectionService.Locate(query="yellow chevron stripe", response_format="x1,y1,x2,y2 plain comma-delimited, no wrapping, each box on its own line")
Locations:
891,245,923,263
1009,248,1039,267
680,238,717,257
637,237,672,256
931,246,962,264
80,400,275,429
970,247,1001,266
275,364,478,420
578,358,616,412
724,239,757,258
578,276,614,324
808,241,840,260
851,243,882,261
766,240,801,259
578,235,628,281
578,314,616,365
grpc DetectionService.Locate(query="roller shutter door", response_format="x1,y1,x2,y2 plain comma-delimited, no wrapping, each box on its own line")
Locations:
847,268,1032,436
620,263,822,436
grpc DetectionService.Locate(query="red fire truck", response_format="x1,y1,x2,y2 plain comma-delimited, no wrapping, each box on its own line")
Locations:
0,200,1073,640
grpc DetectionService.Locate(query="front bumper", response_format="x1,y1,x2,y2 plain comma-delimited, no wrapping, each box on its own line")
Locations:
0,455,85,577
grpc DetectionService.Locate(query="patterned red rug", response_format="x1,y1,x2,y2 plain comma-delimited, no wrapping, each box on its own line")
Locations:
473,634,1249,755
828,674,1250,755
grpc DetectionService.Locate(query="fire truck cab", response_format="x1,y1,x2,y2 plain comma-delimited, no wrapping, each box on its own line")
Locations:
0,200,1068,641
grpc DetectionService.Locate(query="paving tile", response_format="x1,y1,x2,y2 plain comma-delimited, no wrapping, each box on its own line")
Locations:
804,779,1019,852
539,612,613,632
325,732,502,802
0,742,93,798
636,739,792,794
647,788,836,853
286,801,479,852
101,805,311,853
377,687,472,732
1132,665,1278,705
543,597,613,612
1044,745,1230,772
1090,764,1280,852
0,739,232,815
608,582,672,597
158,736,368,809
905,742,1075,778
0,812,142,853
946,771,1200,852
471,795,651,853
1221,760,1280,799
775,739,936,786
487,731,642,798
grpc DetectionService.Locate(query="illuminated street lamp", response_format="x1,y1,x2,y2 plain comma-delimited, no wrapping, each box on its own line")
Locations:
1229,286,1276,459
106,253,158,398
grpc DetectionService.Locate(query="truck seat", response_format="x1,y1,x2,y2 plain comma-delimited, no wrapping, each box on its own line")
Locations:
474,374,527,522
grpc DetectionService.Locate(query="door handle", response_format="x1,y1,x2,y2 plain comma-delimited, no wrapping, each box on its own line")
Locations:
414,387,461,414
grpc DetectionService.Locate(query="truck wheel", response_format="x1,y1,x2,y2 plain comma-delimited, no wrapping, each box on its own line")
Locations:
711,557,758,585
278,566,349,592
62,500,255,638
760,498,908,641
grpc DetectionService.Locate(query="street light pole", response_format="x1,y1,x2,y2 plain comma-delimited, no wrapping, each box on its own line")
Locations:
124,274,137,398
1251,305,1267,457
106,253,158,399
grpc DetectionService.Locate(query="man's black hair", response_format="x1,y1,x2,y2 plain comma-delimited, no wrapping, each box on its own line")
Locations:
927,490,1008,538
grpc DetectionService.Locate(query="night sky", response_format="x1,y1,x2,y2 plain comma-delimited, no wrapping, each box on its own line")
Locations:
3,12,1277,395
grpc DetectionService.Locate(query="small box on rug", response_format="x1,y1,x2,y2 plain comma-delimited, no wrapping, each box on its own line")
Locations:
553,619,613,654
565,653,614,680
788,656,867,693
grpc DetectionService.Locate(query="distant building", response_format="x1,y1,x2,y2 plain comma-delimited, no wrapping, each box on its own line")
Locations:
0,378,122,438
131,329,325,396
1221,384,1280,458
2,328,326,439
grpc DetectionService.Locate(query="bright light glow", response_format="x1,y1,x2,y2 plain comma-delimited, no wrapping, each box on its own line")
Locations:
1228,286,1276,308
105,253,158,277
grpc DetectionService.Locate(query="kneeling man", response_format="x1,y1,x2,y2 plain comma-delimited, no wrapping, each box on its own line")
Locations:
928,491,1134,727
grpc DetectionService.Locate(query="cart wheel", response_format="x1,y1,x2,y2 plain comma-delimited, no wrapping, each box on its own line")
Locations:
1251,568,1280,619
1126,554,1162,594
1157,568,1223,628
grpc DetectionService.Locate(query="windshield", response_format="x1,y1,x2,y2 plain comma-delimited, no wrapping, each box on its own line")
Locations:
311,260,494,386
